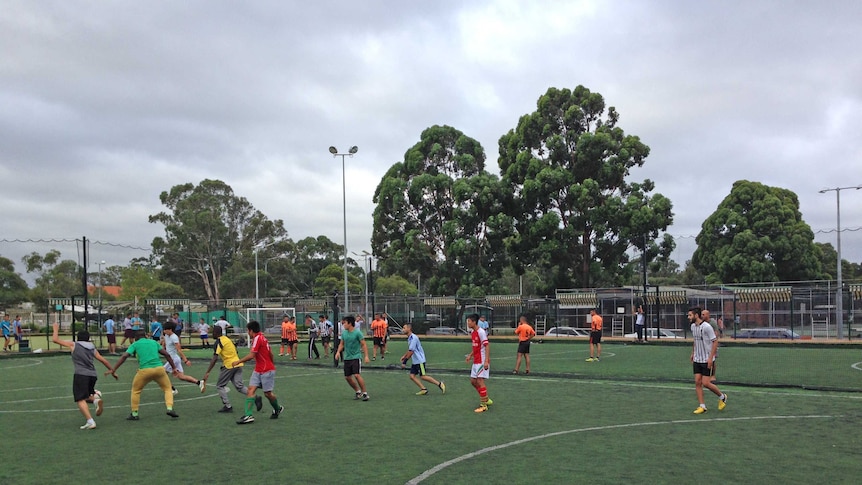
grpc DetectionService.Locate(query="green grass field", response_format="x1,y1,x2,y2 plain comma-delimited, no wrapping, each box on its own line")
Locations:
2,338,861,484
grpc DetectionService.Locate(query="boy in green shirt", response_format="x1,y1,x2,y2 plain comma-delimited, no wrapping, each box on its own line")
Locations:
334,315,370,401
106,330,178,420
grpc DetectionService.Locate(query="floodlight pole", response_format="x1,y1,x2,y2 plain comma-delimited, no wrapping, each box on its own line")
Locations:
330,146,358,314
819,184,862,339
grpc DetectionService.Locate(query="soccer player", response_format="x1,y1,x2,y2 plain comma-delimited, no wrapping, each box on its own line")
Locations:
586,309,603,362
370,313,387,360
319,314,334,357
120,312,134,348
106,329,179,420
400,323,446,395
52,322,114,429
279,315,298,358
202,325,249,413
104,314,118,355
234,321,283,424
334,315,370,401
465,313,492,413
513,315,536,374
689,307,728,414
150,319,163,341
162,322,206,395
198,319,210,348
306,315,320,359
1,314,12,351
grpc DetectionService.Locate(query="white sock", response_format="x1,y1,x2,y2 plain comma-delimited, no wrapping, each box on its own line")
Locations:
87,419,95,425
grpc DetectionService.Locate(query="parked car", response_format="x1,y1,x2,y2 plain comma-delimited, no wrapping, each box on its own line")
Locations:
544,327,590,337
426,326,468,336
623,328,684,339
733,328,801,340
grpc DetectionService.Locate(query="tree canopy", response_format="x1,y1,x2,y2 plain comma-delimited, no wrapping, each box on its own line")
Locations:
498,86,673,291
149,179,289,302
372,125,512,296
692,180,822,283
0,256,29,307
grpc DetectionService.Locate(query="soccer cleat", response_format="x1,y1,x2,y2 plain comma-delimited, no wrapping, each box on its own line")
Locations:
486,399,493,406
166,410,179,418
416,389,429,396
126,414,139,421
95,398,103,416
372,357,376,361
512,370,519,374
254,395,263,411
236,415,255,425
718,394,728,411
172,387,178,396
278,353,284,357
474,405,488,413
271,405,284,419
693,406,707,414
595,357,600,362
218,406,233,413
80,422,97,430
354,392,362,400
199,380,206,393
525,370,530,374
439,381,446,394
585,357,595,362
361,392,369,401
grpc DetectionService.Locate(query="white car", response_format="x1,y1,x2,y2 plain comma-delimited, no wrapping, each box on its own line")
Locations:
544,327,590,337
623,328,683,339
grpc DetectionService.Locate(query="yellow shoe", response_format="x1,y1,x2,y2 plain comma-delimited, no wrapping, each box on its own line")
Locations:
486,398,493,406
693,406,707,414
718,394,727,411
474,405,488,413
585,357,595,362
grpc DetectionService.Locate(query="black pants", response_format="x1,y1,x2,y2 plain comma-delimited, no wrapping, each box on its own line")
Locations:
308,335,320,359
636,325,644,341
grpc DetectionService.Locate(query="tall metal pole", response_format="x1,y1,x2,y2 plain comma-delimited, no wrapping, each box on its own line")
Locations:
341,153,348,313
254,248,260,301
330,146,358,314
819,185,862,339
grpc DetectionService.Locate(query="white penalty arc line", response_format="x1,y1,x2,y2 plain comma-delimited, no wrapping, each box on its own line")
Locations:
0,359,44,370
406,414,837,484
850,362,862,371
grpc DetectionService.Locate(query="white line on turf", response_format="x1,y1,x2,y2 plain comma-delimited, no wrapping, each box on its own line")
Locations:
850,361,862,371
0,359,44,370
406,414,837,484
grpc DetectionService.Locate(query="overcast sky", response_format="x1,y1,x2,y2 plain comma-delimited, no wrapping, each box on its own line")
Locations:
2,0,861,284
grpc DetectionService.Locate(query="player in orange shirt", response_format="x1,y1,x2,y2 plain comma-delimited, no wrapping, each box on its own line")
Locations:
512,314,536,374
586,309,603,362
280,315,298,359
370,313,388,360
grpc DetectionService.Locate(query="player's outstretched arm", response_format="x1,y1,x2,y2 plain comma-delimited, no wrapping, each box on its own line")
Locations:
107,353,130,377
93,349,116,377
51,322,75,349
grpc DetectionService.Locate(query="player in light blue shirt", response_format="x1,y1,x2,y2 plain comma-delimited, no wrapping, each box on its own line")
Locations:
2,315,12,351
400,324,446,396
103,316,117,355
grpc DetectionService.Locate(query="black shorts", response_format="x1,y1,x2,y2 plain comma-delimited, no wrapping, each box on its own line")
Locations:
517,341,531,354
590,331,602,344
693,361,716,377
124,329,134,338
410,363,427,376
281,338,290,345
343,359,361,377
373,337,384,347
107,334,116,344
289,339,298,346
72,374,97,402
321,336,331,345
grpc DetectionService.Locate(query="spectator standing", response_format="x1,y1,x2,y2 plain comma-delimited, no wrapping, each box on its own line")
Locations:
634,305,646,343
307,315,320,359
103,315,118,355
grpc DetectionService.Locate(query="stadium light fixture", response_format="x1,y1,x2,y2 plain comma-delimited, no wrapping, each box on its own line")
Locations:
818,184,862,339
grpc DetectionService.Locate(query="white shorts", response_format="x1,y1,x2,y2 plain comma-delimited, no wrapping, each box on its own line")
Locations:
470,363,489,379
164,355,184,374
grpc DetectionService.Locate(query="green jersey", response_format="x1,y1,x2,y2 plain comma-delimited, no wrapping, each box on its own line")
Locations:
341,328,365,360
126,338,163,369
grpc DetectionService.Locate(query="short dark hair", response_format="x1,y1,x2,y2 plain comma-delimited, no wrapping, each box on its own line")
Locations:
212,326,223,337
164,322,176,331
688,307,702,318
343,315,355,327
134,329,147,339
77,330,90,342
468,313,480,323
247,320,261,333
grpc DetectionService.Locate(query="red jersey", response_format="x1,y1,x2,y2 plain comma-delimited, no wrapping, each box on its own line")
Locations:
251,333,276,373
470,328,489,364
